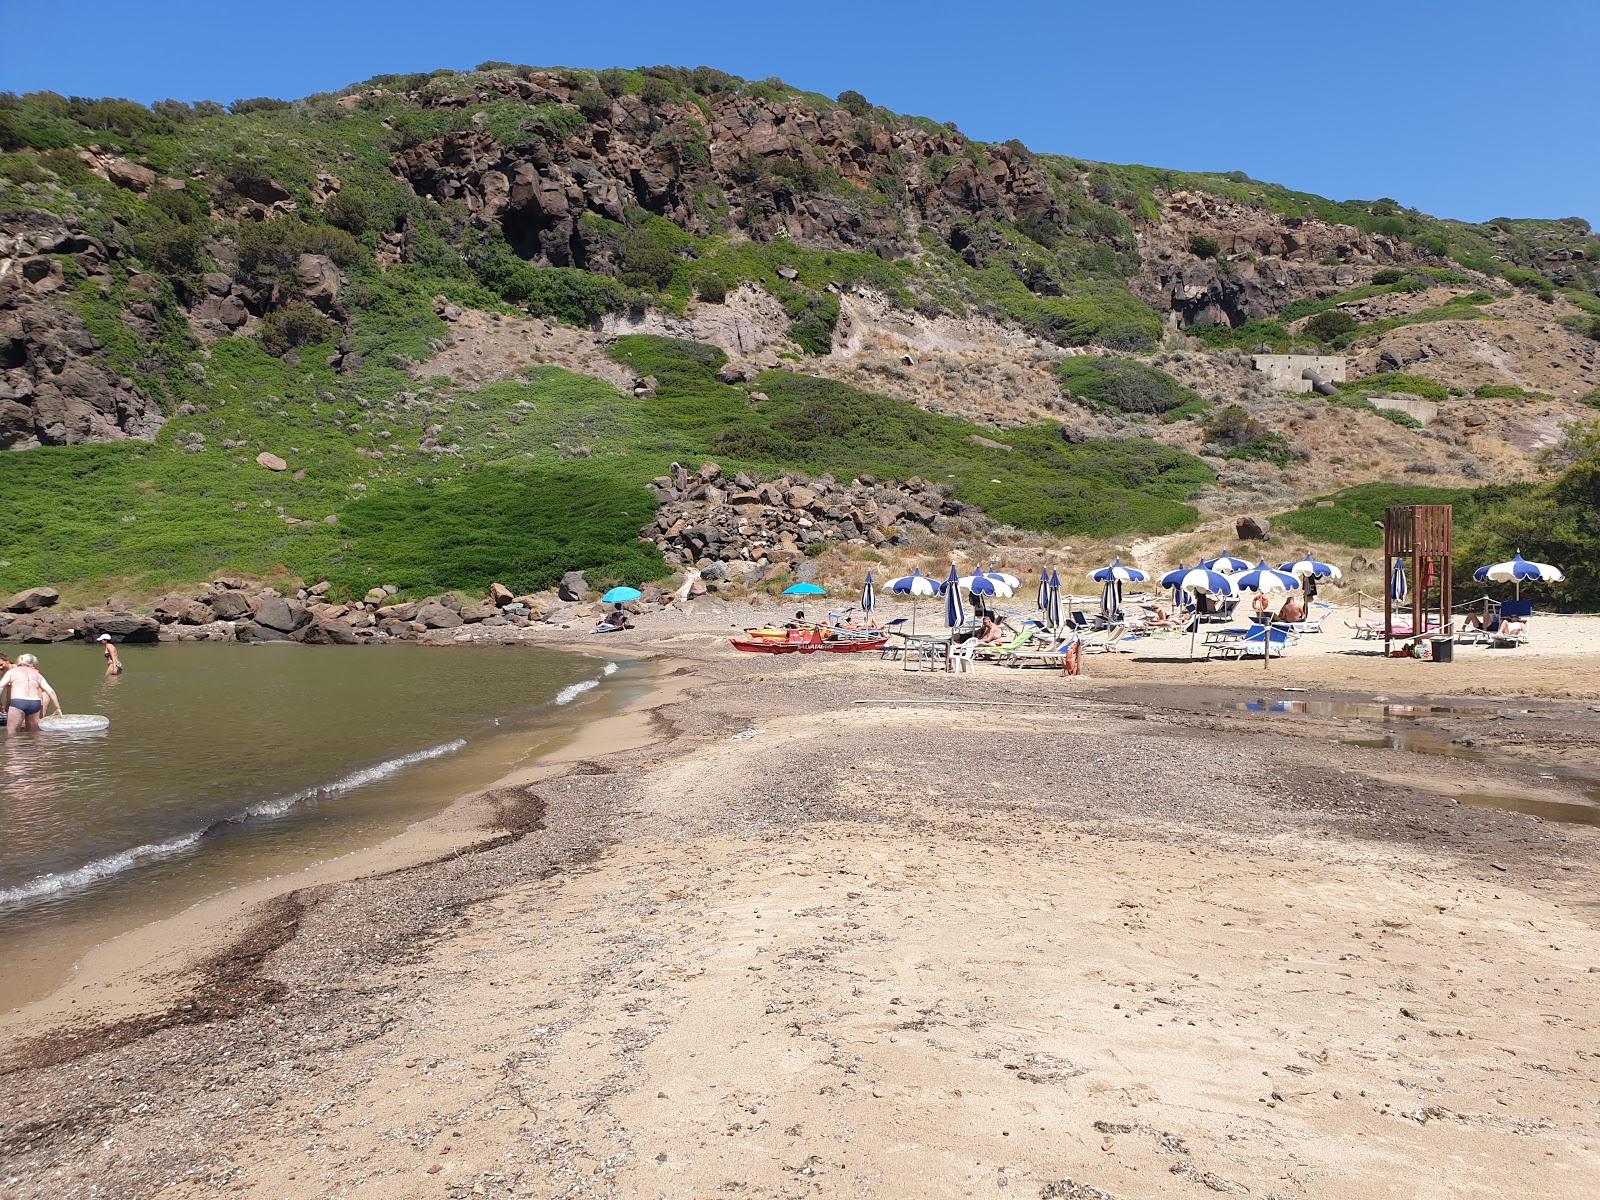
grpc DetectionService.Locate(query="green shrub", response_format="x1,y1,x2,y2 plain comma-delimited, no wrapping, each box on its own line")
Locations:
257,302,335,356
1339,373,1448,402
695,270,728,303
781,290,840,355
617,227,678,290
1474,383,1526,400
140,224,209,276
1056,357,1202,415
1372,268,1404,285
324,190,370,234
837,90,872,118
1303,310,1358,341
1184,319,1290,352
526,103,586,140
1203,404,1294,466
1378,407,1423,429
229,97,291,115
569,88,612,120
1188,234,1220,259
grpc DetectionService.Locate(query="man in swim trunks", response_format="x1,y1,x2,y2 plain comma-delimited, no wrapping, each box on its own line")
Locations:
0,653,63,733
98,633,124,674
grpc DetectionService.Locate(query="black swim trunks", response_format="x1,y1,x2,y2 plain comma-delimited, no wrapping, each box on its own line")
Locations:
9,698,42,715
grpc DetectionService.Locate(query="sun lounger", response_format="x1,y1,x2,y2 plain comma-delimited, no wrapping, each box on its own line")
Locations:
1276,602,1330,634
994,636,1080,669
1208,625,1290,659
1080,623,1133,654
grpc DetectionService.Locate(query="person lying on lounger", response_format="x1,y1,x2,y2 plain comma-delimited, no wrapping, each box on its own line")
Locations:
1464,610,1525,637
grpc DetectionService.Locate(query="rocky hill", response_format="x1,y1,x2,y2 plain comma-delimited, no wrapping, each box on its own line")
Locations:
0,65,1597,601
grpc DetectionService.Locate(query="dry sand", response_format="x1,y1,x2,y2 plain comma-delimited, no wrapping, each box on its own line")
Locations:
2,602,1599,1200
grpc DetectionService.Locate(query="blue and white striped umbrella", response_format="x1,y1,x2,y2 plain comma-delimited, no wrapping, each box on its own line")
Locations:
1036,570,1050,616
1088,558,1150,584
1279,555,1342,581
1168,564,1197,612
980,567,1022,589
1202,553,1251,575
1473,552,1563,599
1159,566,1234,658
887,569,938,597
1160,566,1235,596
860,571,875,616
1046,569,1064,632
1232,561,1302,596
962,573,1016,598
943,564,966,629
1100,580,1122,622
1390,558,1408,604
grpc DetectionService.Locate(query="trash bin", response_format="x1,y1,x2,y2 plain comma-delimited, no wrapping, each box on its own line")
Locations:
1430,636,1454,664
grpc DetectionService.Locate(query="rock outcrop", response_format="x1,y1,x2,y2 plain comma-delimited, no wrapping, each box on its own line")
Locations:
0,214,164,448
641,461,993,571
1135,191,1431,329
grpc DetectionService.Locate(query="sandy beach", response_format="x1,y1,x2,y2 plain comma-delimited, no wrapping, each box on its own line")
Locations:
3,601,1599,1200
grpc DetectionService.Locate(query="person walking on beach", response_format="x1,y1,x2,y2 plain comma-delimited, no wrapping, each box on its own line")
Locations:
1,653,63,733
97,634,123,675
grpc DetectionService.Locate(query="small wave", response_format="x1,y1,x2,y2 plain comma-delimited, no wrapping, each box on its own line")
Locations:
243,739,467,819
602,661,619,676
553,678,599,706
0,739,468,908
0,830,205,906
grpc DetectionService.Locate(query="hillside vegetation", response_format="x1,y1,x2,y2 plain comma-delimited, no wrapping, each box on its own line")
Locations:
1,64,1596,602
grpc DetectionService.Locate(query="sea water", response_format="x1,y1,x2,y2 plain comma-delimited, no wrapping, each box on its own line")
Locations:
0,642,639,1006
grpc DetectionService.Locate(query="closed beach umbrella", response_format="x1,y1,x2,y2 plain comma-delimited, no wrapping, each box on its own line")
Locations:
1046,569,1064,633
782,582,827,597
859,571,875,619
1390,558,1408,604
601,586,643,604
1100,579,1121,622
1279,555,1342,581
1160,566,1235,659
888,568,938,634
1036,569,1050,616
943,564,967,629
1473,551,1563,600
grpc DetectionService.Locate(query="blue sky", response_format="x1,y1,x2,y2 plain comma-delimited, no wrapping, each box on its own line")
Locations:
3,0,1594,225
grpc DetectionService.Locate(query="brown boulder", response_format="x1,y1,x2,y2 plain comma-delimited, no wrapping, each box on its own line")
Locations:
416,602,463,629
152,594,214,625
254,594,310,633
256,451,287,471
206,590,258,620
489,582,514,606
104,157,157,192
459,603,497,623
1235,515,1271,541
82,612,160,642
6,586,60,613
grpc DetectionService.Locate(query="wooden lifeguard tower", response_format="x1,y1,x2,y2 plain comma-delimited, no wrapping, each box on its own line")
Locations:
1383,504,1453,656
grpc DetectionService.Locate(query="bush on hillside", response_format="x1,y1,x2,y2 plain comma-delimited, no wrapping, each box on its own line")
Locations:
695,270,728,303
257,302,335,356
1056,357,1202,416
569,88,612,120
837,90,872,118
1188,234,1220,259
1372,268,1404,285
1203,405,1295,467
1304,310,1358,342
230,97,291,115
1338,372,1447,402
781,290,840,355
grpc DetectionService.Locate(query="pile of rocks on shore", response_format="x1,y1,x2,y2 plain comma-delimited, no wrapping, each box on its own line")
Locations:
643,461,994,579
0,576,658,648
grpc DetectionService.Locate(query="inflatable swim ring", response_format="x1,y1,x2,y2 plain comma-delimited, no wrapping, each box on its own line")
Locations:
38,714,110,732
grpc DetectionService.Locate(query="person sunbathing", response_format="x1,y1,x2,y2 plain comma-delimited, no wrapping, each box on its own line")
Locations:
975,616,1010,646
1278,595,1307,622
1463,610,1525,636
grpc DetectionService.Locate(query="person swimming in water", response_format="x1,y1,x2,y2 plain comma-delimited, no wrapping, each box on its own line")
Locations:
97,633,123,674
0,653,63,733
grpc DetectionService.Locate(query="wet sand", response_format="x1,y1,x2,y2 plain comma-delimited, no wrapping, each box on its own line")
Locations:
2,606,1598,1199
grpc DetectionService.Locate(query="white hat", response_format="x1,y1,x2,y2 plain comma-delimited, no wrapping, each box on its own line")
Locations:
97,633,112,641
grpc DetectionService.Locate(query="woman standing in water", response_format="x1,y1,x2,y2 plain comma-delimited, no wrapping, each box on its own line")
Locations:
0,653,63,733
97,634,123,675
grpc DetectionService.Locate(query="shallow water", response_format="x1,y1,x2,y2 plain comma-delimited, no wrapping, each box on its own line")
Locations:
0,642,640,1006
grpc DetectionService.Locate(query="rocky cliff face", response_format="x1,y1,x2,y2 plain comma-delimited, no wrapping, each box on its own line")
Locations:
392,74,1058,265
0,213,164,448
1134,190,1430,329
